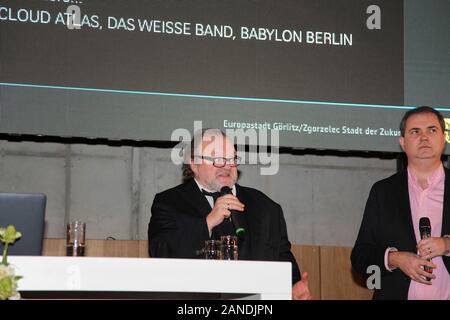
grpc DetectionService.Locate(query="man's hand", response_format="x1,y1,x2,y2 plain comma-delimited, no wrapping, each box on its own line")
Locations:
292,272,313,300
388,251,436,285
206,194,244,234
417,237,450,260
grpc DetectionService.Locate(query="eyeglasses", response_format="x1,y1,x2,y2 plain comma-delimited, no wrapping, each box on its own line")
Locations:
196,156,241,168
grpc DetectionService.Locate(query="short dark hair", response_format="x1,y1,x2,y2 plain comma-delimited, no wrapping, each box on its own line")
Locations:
182,128,227,180
399,106,445,137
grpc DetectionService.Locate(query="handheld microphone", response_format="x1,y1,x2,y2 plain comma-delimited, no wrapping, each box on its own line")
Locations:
220,186,245,237
419,217,432,280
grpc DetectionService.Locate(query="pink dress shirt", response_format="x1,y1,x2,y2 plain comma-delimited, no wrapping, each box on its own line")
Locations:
385,165,450,299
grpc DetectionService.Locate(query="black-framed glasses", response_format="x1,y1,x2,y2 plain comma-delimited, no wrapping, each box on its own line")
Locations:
196,156,241,168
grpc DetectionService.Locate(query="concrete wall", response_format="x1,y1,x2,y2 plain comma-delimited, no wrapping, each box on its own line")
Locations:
0,140,397,247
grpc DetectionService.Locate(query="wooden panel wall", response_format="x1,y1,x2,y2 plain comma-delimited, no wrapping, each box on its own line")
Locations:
291,245,321,299
43,239,144,257
319,246,373,300
42,239,373,300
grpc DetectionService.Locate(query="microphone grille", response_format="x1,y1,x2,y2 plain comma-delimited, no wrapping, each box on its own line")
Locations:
419,217,431,235
220,186,232,195
419,217,431,228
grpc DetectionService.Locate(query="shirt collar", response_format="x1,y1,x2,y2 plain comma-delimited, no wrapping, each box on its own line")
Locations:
407,164,444,190
193,179,236,196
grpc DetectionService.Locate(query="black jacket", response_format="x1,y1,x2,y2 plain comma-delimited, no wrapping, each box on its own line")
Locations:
148,179,301,284
351,169,450,299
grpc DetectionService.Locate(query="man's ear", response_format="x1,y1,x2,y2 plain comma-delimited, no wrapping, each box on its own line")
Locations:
399,136,405,151
190,161,198,176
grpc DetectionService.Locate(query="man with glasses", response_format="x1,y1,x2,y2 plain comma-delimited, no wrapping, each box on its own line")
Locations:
148,128,312,299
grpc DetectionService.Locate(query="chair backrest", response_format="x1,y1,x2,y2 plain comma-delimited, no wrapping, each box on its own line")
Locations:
0,193,46,255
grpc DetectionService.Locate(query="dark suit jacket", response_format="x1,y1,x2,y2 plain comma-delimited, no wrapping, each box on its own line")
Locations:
351,169,450,300
148,179,301,284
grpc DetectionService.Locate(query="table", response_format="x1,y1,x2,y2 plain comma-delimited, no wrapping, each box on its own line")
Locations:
9,256,292,300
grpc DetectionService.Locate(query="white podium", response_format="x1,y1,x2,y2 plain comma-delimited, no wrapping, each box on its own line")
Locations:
9,256,292,300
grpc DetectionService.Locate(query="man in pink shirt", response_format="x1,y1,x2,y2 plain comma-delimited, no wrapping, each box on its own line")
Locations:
351,106,450,299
